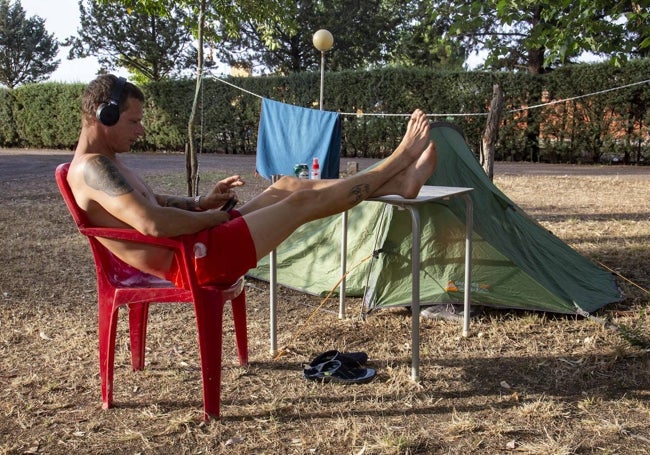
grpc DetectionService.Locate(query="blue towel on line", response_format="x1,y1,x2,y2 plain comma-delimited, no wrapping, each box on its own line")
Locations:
256,98,341,179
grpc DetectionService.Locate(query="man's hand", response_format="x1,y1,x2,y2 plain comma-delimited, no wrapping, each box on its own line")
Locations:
202,175,245,210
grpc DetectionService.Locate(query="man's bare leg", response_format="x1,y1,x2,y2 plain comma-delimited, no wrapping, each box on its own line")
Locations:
239,110,434,216
240,110,435,260
241,139,437,215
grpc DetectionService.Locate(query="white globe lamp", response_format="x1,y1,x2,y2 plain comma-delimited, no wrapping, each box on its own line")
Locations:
313,29,334,52
313,29,333,110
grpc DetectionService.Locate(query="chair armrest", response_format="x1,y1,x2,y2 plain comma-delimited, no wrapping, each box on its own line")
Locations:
80,227,182,249
79,226,203,291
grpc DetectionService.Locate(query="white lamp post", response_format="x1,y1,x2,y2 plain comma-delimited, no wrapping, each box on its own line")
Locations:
313,29,346,319
313,29,334,111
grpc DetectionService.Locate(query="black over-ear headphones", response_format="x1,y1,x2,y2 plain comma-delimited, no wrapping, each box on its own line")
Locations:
96,76,127,126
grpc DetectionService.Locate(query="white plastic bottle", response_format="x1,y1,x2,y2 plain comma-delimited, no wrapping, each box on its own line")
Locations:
310,157,321,180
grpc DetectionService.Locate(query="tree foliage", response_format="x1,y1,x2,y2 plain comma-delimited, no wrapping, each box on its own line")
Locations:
65,0,195,81
0,0,59,89
64,1,648,78
426,0,650,74
388,0,466,70
216,0,404,74
114,0,295,45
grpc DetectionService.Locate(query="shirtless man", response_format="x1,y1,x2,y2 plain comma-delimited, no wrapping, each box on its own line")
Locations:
67,74,438,287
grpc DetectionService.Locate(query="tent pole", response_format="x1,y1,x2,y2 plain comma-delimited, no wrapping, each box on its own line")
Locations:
463,194,473,337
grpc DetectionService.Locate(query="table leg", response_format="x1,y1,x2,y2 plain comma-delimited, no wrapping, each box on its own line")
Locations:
462,195,473,338
268,174,283,355
339,211,348,319
269,248,277,355
407,206,421,381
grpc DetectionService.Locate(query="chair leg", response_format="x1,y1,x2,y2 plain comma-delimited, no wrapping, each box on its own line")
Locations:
193,290,226,420
98,300,120,410
231,290,248,366
128,302,150,371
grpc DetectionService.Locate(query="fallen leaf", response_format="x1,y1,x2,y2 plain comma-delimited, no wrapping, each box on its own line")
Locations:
225,436,244,446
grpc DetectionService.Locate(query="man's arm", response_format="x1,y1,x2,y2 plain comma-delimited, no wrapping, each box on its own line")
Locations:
82,155,228,237
155,194,202,211
155,175,244,211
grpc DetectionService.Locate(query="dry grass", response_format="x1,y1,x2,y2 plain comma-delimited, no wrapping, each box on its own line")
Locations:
0,155,649,454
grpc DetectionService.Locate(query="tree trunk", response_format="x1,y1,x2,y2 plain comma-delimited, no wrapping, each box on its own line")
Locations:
525,7,545,163
481,84,504,180
186,0,206,196
526,47,545,163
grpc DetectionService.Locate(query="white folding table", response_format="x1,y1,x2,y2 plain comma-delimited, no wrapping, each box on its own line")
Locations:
368,186,474,380
268,185,474,381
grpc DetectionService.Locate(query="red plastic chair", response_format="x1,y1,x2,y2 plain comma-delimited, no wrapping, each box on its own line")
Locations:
55,162,248,420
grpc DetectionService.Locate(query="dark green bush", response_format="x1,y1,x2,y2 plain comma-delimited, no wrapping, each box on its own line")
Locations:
1,60,648,163
0,89,16,146
12,82,85,149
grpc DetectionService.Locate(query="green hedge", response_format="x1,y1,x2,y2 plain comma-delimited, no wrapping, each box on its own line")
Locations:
1,60,648,163
8,82,85,149
0,88,15,145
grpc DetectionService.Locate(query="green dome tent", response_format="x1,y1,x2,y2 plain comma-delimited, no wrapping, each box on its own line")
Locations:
248,122,622,315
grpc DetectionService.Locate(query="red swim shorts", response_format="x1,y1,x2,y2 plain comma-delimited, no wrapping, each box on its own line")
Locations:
166,210,257,287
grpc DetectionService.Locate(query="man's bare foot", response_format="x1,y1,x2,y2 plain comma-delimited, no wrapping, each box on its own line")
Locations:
373,141,438,199
392,109,432,164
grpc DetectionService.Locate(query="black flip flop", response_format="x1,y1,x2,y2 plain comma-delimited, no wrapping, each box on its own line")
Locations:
307,350,368,368
303,360,376,384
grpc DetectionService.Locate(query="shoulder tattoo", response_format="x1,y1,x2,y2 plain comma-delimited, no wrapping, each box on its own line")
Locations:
84,155,134,197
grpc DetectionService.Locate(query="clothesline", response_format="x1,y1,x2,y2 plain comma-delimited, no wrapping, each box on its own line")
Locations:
509,79,650,113
211,75,650,119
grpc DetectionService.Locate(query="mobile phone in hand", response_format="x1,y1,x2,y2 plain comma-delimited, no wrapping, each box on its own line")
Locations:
220,197,237,211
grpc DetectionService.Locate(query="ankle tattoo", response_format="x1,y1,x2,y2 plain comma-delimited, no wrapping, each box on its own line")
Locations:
349,184,370,203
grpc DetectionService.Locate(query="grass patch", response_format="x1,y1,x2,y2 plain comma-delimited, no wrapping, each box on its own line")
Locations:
1,156,648,454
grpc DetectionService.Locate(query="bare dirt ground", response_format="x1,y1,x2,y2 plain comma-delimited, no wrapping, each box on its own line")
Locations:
2,149,649,181
1,149,649,454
